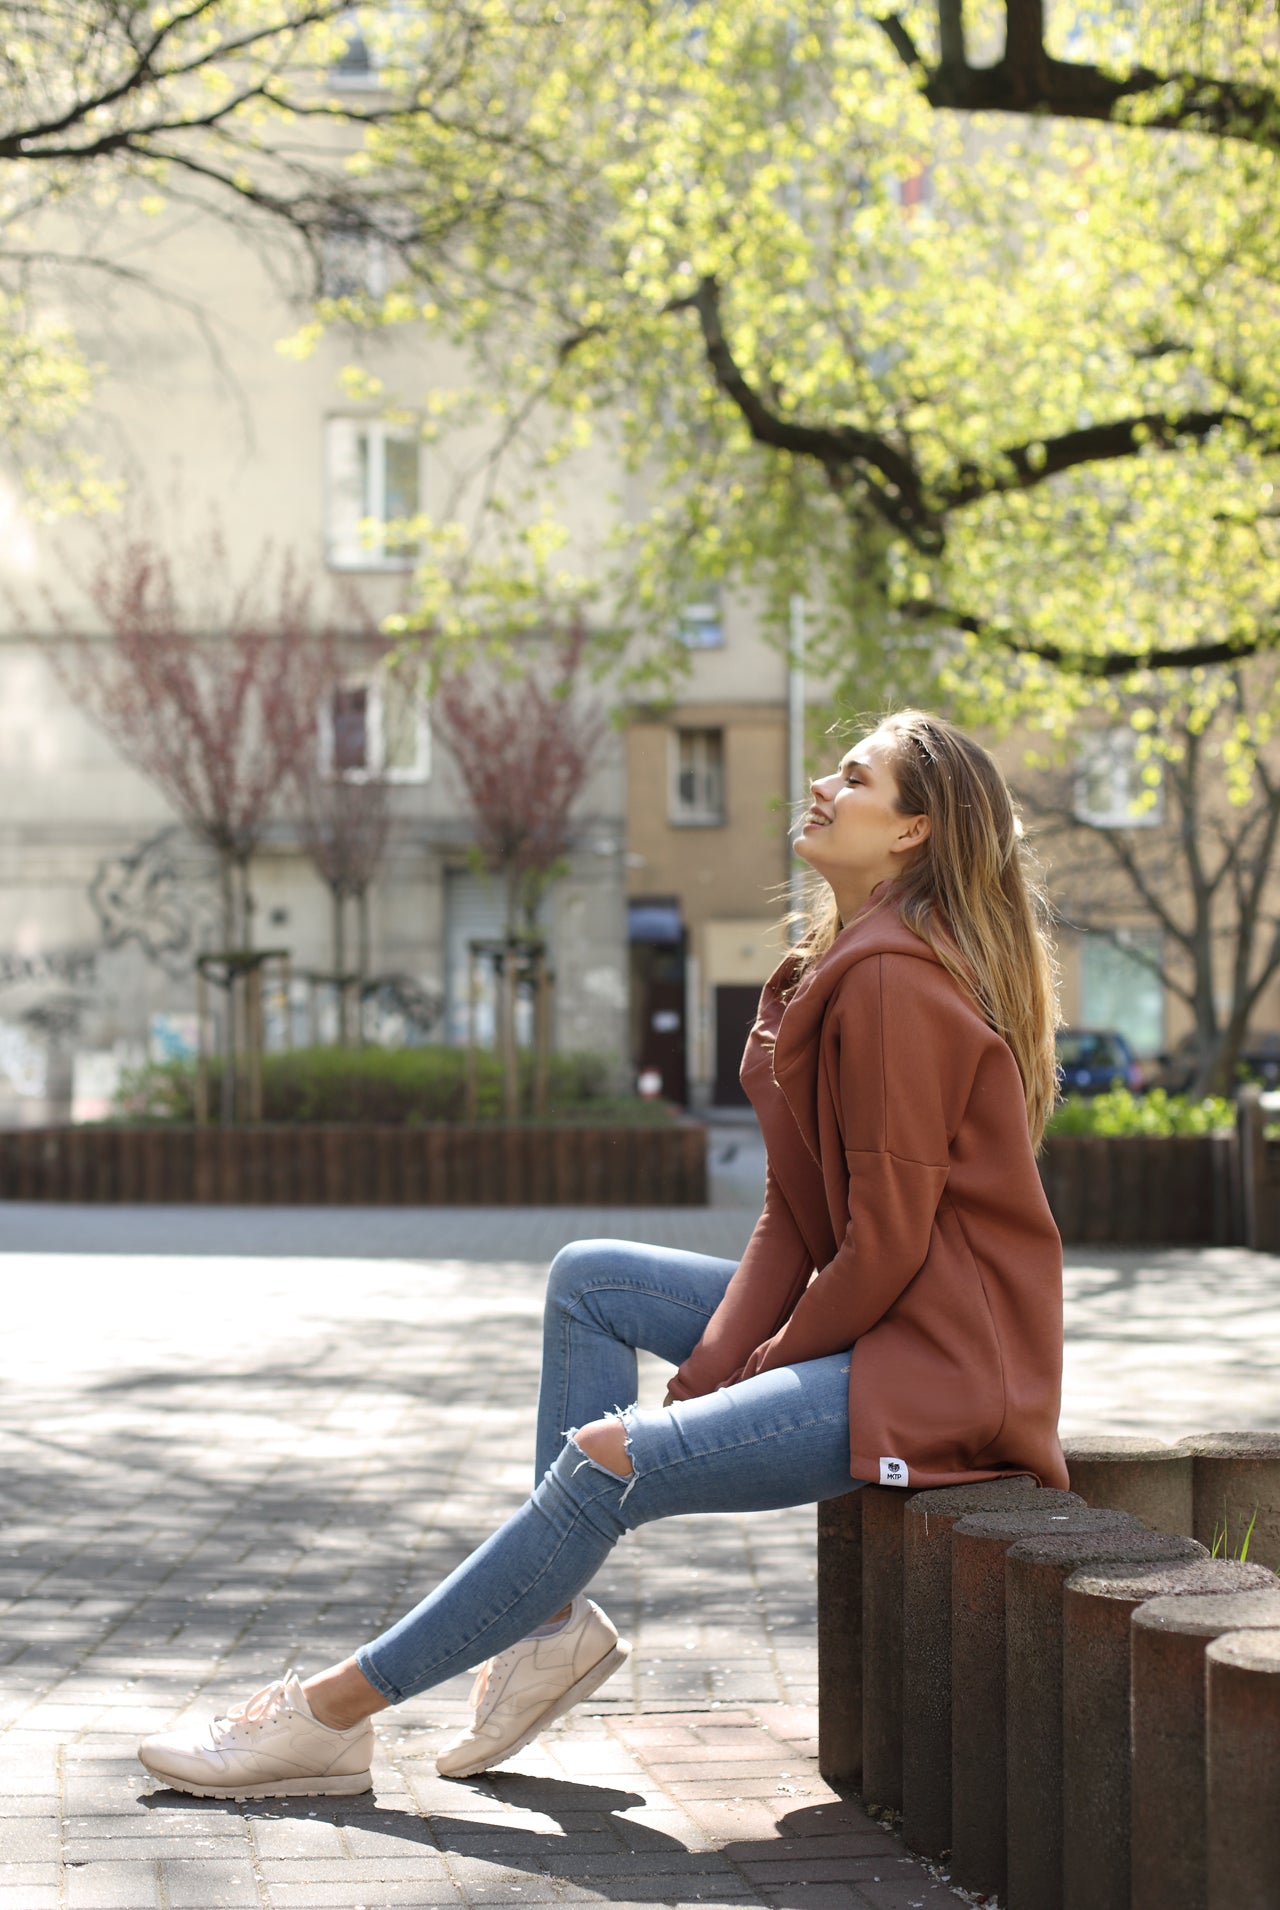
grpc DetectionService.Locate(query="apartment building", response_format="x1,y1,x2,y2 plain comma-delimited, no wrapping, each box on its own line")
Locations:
0,166,629,1126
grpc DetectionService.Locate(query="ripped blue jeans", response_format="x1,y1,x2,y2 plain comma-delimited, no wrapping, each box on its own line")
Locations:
356,1238,861,1704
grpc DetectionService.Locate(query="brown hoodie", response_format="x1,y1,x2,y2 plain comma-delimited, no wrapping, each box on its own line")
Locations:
669,898,1068,1490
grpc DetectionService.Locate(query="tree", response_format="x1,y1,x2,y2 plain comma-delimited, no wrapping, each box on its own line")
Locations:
434,624,606,1113
434,625,607,939
292,662,393,1040
1017,661,1280,1096
47,531,335,950
306,1,1280,709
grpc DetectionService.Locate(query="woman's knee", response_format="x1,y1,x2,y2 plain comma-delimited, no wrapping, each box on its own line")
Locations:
572,1415,634,1479
545,1239,628,1312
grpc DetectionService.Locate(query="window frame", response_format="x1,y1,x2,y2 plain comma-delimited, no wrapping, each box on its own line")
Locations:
317,668,431,784
669,726,726,827
1074,729,1164,829
324,416,422,572
676,592,725,650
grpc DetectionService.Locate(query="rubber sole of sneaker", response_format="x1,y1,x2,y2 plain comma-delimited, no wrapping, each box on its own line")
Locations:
139,1766,372,1800
436,1637,631,1779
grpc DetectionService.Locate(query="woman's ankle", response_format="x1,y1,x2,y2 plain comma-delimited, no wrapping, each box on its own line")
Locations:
302,1658,390,1731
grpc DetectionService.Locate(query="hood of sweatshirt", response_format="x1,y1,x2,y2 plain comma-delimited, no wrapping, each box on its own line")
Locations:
770,895,950,1163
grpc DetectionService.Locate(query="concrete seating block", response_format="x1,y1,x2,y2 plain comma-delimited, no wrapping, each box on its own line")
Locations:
1131,1586,1280,1910
1206,1627,1280,1910
1177,1431,1280,1571
900,1474,1042,1860
949,1502,1126,1901
860,1483,920,1811
1063,1433,1194,1537
1062,1558,1274,1910
1004,1528,1205,1910
817,1489,863,1786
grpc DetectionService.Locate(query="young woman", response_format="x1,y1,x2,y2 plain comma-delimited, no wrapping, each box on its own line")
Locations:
139,709,1067,1801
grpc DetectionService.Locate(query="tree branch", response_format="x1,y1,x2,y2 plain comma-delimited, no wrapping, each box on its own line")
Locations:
897,597,1280,676
935,410,1245,511
875,1,1280,150
687,276,945,553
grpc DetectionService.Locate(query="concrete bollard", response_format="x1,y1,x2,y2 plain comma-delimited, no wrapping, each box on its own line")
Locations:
1004,1528,1205,1910
1178,1431,1280,1571
817,1489,863,1787
1206,1627,1280,1910
1131,1586,1280,1910
1063,1433,1194,1536
860,1484,920,1810
949,1501,1123,1901
900,1475,1043,1860
1062,1558,1274,1910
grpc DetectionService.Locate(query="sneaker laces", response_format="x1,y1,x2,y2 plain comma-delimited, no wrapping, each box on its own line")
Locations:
209,1679,291,1743
467,1646,521,1722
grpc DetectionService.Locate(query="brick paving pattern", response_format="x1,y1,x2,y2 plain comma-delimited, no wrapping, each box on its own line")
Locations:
2,1156,1279,1908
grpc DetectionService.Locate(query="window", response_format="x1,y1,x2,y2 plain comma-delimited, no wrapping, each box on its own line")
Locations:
671,728,725,825
319,666,430,782
1080,929,1164,1057
325,418,421,569
320,223,389,300
1075,730,1163,827
331,8,376,86
676,593,724,650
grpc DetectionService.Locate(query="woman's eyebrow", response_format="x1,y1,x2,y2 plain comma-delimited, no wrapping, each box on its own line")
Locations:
841,755,874,776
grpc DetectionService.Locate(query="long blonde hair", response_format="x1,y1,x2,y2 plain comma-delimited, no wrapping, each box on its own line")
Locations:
793,711,1060,1148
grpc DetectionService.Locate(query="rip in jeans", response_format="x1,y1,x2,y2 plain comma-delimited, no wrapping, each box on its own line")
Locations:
564,1404,640,1508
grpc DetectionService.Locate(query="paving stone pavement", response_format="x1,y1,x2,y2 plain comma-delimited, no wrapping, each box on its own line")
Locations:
2,1173,1279,1910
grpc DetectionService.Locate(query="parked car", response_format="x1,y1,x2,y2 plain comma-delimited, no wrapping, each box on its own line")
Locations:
1152,1030,1280,1094
1055,1028,1145,1097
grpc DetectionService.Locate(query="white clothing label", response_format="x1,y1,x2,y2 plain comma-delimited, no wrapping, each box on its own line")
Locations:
879,1456,909,1486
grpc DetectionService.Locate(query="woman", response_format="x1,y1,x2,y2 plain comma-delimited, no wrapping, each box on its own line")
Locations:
138,709,1067,1801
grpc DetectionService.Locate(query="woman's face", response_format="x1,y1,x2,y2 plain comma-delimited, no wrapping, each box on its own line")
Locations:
794,730,930,914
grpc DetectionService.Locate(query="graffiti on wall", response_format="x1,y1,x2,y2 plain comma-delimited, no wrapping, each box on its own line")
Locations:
89,828,219,977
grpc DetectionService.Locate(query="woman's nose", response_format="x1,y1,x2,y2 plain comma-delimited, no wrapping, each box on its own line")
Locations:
811,772,837,798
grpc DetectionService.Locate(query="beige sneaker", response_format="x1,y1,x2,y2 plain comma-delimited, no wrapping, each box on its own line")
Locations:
436,1596,630,1778
138,1673,374,1800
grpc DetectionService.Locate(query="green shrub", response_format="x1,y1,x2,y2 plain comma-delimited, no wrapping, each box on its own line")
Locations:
1045,1086,1234,1138
112,1045,670,1126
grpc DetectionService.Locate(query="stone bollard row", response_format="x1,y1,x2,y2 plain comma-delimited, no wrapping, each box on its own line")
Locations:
814,1433,1280,1908
1131,1586,1280,1910
1065,1429,1280,1572
1062,1556,1273,1910
1206,1627,1280,1910
816,1490,863,1788
899,1474,1042,1857
1005,1525,1206,1910
950,1504,1144,1901
1063,1433,1193,1535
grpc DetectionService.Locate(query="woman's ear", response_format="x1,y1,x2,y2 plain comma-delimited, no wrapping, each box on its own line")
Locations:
892,814,931,855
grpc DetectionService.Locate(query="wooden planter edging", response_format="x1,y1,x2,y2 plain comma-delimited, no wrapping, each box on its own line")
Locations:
0,1122,708,1206
1038,1132,1236,1247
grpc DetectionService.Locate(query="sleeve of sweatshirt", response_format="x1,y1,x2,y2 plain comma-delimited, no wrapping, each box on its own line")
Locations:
728,955,964,1382
666,1157,815,1400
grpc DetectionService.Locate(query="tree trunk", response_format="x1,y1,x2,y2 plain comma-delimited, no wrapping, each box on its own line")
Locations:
501,944,520,1120
237,855,255,953
356,886,371,1045
332,886,350,1045
218,852,236,952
